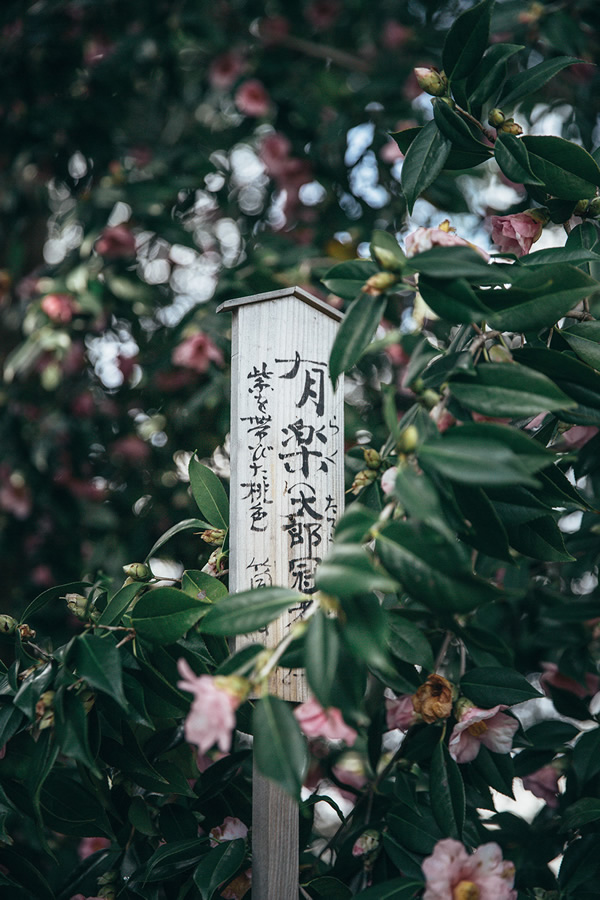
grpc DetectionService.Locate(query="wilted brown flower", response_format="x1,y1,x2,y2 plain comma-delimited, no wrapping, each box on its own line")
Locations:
413,674,453,723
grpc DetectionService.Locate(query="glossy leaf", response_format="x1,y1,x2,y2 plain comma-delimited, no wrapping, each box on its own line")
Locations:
407,246,494,281
430,741,465,839
131,586,208,644
370,230,406,271
322,259,379,301
460,667,543,706
521,135,600,200
466,43,524,108
442,0,492,81
305,611,340,709
315,543,398,597
354,880,423,899
448,361,576,417
341,593,393,672
418,275,491,323
253,694,308,798
181,569,228,602
188,456,229,529
387,613,434,671
572,727,600,786
561,321,600,370
401,119,451,214
432,101,492,156
20,580,92,624
71,633,128,709
500,56,584,109
144,518,212,562
328,291,387,387
505,515,574,562
200,586,302,636
560,798,600,832
193,838,246,900
388,806,441,855
97,580,144,626
494,132,543,185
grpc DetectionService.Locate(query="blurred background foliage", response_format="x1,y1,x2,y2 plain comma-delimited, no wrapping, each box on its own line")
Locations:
2,0,600,629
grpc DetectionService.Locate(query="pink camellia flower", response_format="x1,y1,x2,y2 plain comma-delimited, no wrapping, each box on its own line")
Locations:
405,224,489,260
490,212,544,257
559,425,598,450
381,20,413,49
41,292,78,323
380,466,398,496
449,704,518,764
385,693,416,731
171,332,224,374
177,659,241,755
208,52,246,90
77,836,110,860
422,838,516,900
257,15,290,45
260,132,292,178
209,816,248,847
522,765,561,808
234,79,270,117
95,224,136,259
540,662,599,699
110,435,151,464
0,469,32,519
294,696,357,746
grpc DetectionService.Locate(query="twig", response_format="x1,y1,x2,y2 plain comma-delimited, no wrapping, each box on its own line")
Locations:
116,633,136,649
279,34,371,73
434,632,453,673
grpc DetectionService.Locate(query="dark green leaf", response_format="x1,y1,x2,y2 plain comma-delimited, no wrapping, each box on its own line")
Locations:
561,798,600,832
572,728,600,787
388,806,441,855
407,246,494,281
131,586,208,644
193,839,246,900
54,688,99,774
470,746,515,798
506,515,575,562
71,633,127,709
430,741,465,839
566,221,600,252
500,56,585,109
514,347,600,423
453,484,511,561
144,518,212,562
181,570,227,603
354,879,423,899
370,230,407,271
304,875,352,899
449,362,576,417
401,119,451,214
20,581,92,624
522,720,579,750
341,594,393,672
561,321,600,370
97,580,144,626
442,0,492,81
466,43,524,108
253,694,308,798
201,586,302,636
188,457,229,529
494,132,543,185
418,276,491,323
387,613,434,671
316,544,398,597
40,771,112,837
321,259,379,301
329,292,387,387
460,667,543,706
130,839,207,883
13,661,54,718
521,135,600,200
433,101,492,156
334,505,378,544
519,247,600,266
305,612,340,709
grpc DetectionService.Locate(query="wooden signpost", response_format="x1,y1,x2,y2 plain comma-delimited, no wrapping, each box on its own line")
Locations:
218,286,344,899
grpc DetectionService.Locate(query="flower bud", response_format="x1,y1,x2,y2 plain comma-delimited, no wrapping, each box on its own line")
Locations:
201,528,226,546
488,108,505,128
65,592,91,620
122,562,152,582
352,829,381,860
36,690,55,730
17,623,36,641
396,425,419,454
351,469,378,495
414,67,448,97
586,197,600,218
362,271,399,295
420,389,441,410
0,615,17,635
363,448,381,470
497,117,523,136
372,245,404,273
488,345,513,363
574,199,589,215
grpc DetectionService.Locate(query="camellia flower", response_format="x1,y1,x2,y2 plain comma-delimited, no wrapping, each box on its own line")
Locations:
540,661,599,699
177,659,247,756
41,292,78,323
405,221,489,260
234,79,270,117
385,693,416,730
171,331,224,373
413,674,454,724
422,838,516,900
77,836,111,860
449,703,518,764
294,696,357,745
209,816,248,847
380,466,398,496
490,211,545,257
208,51,246,90
522,765,561,808
95,224,136,259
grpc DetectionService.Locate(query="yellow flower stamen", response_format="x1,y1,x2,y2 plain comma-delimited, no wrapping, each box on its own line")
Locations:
467,720,488,738
453,880,480,900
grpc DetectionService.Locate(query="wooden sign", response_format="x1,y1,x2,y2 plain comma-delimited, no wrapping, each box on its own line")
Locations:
218,286,344,702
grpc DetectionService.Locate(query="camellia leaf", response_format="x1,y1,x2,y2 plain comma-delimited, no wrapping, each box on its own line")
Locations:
200,586,303,636
432,100,493,156
460,666,543,706
354,879,423,899
71,633,128,709
520,135,600,200
560,798,600,833
418,276,492,323
321,259,379,301
188,456,229,529
505,515,575,562
253,694,308,798
328,291,388,387
572,728,600,787
407,246,498,282
315,544,398,597
448,361,576,417
20,580,92,623
494,132,543,186
561,321,600,370
144,518,212,562
401,119,451,214
387,806,442,855
97,580,145,626
131,586,209,644
430,740,465,840
370,230,406,271
466,43,524,108
387,613,434,671
193,839,246,900
500,56,584,109
305,611,340,709
181,569,228,603
442,0,493,81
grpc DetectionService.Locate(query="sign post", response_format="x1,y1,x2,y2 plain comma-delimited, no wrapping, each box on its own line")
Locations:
218,286,344,898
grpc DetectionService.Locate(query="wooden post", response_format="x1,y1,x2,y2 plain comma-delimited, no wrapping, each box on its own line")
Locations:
218,286,344,899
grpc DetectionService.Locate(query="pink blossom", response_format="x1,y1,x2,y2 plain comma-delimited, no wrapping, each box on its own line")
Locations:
234,80,270,117
380,466,398,496
209,816,248,847
385,694,416,731
305,0,341,29
405,226,489,260
380,139,404,164
331,762,368,801
423,838,516,900
522,766,560,808
491,213,544,257
559,426,598,450
540,662,599,699
381,20,413,49
260,133,292,177
110,435,151,464
294,696,357,745
177,659,239,755
208,52,246,90
95,224,136,259
449,704,518,764
171,332,224,373
257,16,290,45
41,293,78,323
77,836,110,860
0,469,32,519
352,829,380,858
